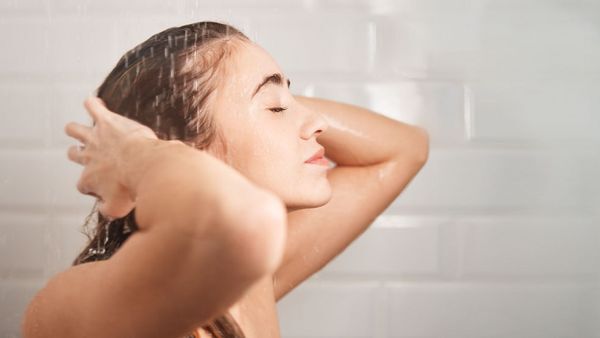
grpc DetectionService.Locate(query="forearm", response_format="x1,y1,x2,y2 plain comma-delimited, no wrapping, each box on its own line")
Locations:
294,95,429,166
119,138,287,259
20,139,288,338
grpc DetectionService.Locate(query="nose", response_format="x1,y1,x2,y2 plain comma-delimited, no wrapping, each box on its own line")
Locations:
300,105,329,140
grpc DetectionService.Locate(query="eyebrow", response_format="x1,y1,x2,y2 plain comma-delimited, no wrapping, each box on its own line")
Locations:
251,73,291,99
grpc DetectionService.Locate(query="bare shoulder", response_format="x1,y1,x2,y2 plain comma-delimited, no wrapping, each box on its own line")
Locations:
22,260,108,338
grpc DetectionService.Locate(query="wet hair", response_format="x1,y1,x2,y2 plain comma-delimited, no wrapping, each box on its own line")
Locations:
71,21,250,338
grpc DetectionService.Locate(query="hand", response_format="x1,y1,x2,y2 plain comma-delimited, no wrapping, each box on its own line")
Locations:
64,97,159,220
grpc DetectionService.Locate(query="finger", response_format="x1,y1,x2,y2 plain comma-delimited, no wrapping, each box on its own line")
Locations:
76,177,103,200
64,122,92,144
83,96,112,124
67,145,88,165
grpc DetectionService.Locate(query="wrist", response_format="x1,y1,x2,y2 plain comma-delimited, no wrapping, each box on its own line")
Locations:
118,137,183,200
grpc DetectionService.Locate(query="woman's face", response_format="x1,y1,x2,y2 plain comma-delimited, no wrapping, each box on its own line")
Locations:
206,41,332,211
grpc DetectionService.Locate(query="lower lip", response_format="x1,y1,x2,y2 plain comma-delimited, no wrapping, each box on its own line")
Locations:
305,157,329,166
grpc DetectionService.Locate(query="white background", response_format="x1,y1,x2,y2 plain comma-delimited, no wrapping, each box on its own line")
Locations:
1,0,599,337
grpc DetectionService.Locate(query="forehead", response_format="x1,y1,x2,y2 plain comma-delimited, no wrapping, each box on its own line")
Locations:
224,41,283,96
233,41,280,71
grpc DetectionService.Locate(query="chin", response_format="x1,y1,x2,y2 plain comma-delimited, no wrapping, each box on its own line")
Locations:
285,181,332,212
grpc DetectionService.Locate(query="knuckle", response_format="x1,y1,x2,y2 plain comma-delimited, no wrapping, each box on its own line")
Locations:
65,122,79,134
67,146,79,162
76,179,88,195
64,122,73,134
80,170,93,185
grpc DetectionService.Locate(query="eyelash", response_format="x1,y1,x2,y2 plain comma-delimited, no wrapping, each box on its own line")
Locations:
269,107,288,113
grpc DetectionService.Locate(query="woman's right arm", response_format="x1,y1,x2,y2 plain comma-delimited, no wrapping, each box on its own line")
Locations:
21,138,287,338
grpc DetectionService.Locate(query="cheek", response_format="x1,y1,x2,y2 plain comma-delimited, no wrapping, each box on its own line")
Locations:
253,135,301,183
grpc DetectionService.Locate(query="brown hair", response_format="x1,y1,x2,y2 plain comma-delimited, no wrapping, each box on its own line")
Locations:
71,21,250,338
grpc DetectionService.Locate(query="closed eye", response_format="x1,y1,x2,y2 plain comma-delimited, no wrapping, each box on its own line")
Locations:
269,107,288,113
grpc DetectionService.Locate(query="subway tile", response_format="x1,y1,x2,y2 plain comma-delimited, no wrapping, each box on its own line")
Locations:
319,215,444,277
44,213,91,279
372,12,481,79
45,148,97,209
0,19,50,75
277,281,380,337
370,16,429,78
0,213,47,278
390,147,599,213
590,287,600,337
0,18,118,77
47,82,98,148
460,216,600,279
46,18,120,77
0,84,50,148
0,279,46,338
0,150,50,207
45,0,305,16
387,282,598,338
469,80,600,144
252,14,374,74
46,0,185,15
111,17,208,57
313,0,474,13
307,80,467,146
0,0,49,16
473,14,600,80
480,0,600,21
0,148,96,209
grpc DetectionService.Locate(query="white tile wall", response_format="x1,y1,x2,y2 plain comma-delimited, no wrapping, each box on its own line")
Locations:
0,279,46,338
277,281,381,337
387,282,598,338
1,1,598,337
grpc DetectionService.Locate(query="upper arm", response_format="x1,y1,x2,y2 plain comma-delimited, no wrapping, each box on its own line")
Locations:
22,199,287,338
273,129,429,301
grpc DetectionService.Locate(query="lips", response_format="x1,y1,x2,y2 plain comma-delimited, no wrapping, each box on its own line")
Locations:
305,147,325,163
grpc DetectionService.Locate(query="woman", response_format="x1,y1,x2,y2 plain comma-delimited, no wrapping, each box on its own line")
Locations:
21,21,429,338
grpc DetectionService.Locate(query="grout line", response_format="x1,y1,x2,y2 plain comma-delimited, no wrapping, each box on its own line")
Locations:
463,82,475,141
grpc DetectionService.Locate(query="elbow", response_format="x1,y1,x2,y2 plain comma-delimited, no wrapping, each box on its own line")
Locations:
393,126,429,166
414,127,430,165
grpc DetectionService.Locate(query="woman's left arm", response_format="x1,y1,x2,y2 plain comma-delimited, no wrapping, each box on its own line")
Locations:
295,95,429,166
273,95,429,301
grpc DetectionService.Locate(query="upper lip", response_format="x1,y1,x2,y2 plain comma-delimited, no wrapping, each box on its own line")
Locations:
305,147,325,163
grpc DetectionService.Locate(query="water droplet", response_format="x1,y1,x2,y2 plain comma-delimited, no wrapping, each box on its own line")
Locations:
123,223,133,234
170,53,175,80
